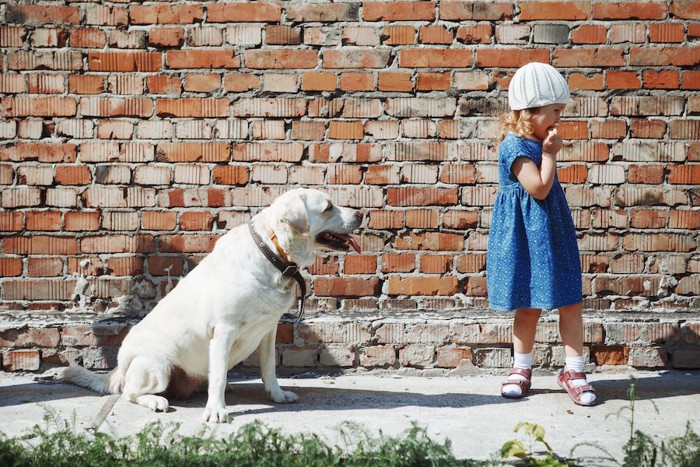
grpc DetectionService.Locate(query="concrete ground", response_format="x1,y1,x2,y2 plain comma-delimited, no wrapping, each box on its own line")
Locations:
0,369,698,464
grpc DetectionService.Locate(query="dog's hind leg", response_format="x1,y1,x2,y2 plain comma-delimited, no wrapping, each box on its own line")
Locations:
120,356,171,412
259,328,298,404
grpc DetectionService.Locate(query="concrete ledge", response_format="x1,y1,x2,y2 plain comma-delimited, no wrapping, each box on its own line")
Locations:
1,311,699,372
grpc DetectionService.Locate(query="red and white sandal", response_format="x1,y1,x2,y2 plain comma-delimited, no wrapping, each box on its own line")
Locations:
557,370,597,406
500,368,532,399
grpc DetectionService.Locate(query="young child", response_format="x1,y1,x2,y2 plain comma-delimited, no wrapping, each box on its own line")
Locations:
486,62,596,406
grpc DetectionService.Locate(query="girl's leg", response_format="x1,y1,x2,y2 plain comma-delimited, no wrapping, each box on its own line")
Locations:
502,308,541,398
558,302,596,405
559,302,583,357
513,308,541,354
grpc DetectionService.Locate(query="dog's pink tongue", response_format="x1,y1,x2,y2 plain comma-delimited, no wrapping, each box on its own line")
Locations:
347,236,361,253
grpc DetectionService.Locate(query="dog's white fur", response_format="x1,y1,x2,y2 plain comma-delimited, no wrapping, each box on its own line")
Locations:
60,188,362,423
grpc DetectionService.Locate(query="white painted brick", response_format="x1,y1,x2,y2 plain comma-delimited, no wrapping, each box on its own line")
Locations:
174,165,210,185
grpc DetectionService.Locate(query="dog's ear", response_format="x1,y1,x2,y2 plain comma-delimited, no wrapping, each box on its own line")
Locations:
279,192,310,234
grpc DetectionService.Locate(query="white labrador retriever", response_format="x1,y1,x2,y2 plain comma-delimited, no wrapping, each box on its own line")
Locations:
60,188,362,423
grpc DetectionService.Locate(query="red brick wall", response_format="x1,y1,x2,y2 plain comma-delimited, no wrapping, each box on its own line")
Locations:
0,1,698,371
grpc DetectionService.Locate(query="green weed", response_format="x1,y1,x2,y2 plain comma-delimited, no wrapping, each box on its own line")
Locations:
498,422,572,466
0,413,482,467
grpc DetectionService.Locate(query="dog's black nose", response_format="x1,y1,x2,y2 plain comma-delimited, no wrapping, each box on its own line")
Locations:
354,210,364,222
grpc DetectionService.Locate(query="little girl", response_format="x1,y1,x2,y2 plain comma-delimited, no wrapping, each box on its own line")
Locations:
486,62,596,406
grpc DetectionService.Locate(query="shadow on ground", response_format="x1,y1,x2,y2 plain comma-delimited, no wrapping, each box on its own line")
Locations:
1,370,698,412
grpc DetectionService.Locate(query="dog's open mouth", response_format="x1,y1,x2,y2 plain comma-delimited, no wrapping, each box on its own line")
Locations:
316,232,361,253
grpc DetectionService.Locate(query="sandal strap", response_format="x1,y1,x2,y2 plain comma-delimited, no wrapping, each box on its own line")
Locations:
560,370,587,381
558,370,597,405
501,379,531,393
505,368,532,379
567,384,594,396
501,368,532,396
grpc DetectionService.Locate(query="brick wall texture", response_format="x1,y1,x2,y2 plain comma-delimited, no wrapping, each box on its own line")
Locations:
0,1,698,372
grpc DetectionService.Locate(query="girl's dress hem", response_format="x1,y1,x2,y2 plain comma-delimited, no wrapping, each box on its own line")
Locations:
489,299,583,313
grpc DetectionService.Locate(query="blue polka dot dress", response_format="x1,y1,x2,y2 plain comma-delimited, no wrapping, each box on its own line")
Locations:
486,132,582,311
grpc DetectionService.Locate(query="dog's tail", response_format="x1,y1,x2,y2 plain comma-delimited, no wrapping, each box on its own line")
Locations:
60,365,125,395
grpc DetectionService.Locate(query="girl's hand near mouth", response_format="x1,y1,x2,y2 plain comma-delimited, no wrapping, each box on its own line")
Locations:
543,127,563,157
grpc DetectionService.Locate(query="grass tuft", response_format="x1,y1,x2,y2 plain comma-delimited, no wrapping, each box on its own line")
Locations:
0,415,483,467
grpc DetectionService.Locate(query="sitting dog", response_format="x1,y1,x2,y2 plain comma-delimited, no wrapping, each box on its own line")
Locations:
60,188,362,423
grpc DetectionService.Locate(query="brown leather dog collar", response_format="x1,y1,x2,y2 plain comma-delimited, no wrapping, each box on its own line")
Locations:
248,222,306,322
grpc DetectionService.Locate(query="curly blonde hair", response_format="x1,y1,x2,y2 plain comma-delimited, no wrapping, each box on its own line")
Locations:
496,109,537,144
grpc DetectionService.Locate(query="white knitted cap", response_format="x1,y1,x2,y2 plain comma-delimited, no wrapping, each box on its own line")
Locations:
508,62,570,111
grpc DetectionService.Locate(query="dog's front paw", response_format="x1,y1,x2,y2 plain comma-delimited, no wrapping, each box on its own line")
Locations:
270,389,298,404
201,406,229,423
139,395,170,412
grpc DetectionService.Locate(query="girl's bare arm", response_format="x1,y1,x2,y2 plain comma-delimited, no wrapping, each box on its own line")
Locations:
512,129,562,200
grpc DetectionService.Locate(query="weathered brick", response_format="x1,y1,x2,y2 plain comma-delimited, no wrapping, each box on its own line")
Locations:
108,30,147,49
167,50,239,69
319,346,356,367
474,348,511,368
247,50,317,69
3,350,41,371
324,50,391,69
441,2,513,20
605,322,679,345
0,327,60,348
359,346,396,368
378,72,413,92
2,97,77,118
289,4,358,22
456,24,492,44
208,3,281,22
591,345,629,366
400,49,472,68
88,51,162,72
80,97,153,118
315,277,381,297
7,5,80,26
628,346,668,368
364,2,435,21
130,4,204,24
387,276,458,296
281,348,317,367
380,25,415,45
340,72,374,91
301,72,335,91
399,344,435,368
436,346,473,368
299,322,371,344
593,2,666,20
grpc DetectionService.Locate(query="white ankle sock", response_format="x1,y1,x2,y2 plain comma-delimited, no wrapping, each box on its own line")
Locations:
514,352,533,370
502,352,532,397
564,355,596,405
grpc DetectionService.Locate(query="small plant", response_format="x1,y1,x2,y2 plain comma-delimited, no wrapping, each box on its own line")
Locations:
499,422,571,466
338,421,478,466
659,422,700,467
618,376,659,467
571,376,700,467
